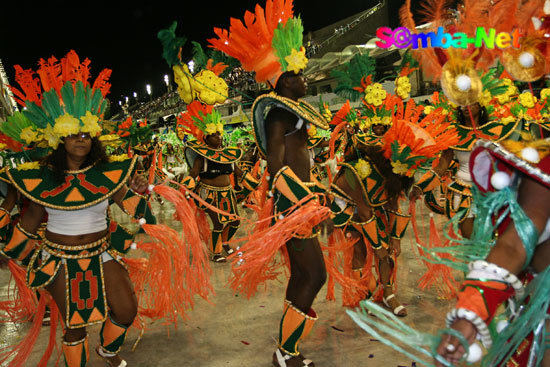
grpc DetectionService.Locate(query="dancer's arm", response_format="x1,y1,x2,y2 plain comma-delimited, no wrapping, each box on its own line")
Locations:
409,149,453,201
436,174,550,365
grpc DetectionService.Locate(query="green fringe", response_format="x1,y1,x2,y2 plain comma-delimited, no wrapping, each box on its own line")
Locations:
422,182,539,271
1,112,34,142
346,300,468,367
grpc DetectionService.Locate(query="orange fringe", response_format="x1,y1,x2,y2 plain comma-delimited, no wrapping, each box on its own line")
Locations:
128,185,213,332
410,203,458,299
0,291,47,367
226,196,330,298
322,228,369,307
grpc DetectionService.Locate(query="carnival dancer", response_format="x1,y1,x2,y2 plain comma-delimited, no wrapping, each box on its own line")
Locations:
178,101,243,262
329,97,458,315
0,50,160,367
209,0,332,365
0,50,215,367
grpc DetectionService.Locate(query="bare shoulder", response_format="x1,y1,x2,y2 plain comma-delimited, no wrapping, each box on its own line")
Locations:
265,107,297,133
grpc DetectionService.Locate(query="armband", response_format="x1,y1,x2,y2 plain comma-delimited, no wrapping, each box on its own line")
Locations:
271,166,317,205
413,169,441,194
388,209,411,240
180,175,196,191
1,222,39,261
0,207,11,242
235,171,261,204
446,260,521,348
120,188,156,225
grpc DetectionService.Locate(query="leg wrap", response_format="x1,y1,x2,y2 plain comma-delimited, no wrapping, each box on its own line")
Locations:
100,314,129,355
352,217,382,250
211,229,223,255
278,301,318,356
225,225,239,242
63,335,89,367
387,209,411,240
412,169,441,194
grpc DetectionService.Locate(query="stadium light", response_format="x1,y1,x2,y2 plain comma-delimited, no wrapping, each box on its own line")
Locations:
188,60,195,73
164,74,169,86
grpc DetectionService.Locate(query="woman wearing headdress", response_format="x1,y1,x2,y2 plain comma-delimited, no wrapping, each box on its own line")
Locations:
178,101,243,262
0,51,157,367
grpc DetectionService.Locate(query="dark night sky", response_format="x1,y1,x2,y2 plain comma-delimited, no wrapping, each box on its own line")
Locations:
1,0,422,112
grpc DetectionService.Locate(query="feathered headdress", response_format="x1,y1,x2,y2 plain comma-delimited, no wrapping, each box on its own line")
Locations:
158,22,229,105
382,100,460,177
176,101,225,142
2,50,110,150
208,0,307,87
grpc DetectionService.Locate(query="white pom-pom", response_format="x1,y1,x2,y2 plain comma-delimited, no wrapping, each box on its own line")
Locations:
519,52,535,68
148,184,155,192
466,343,483,363
130,242,137,250
279,214,285,220
346,232,352,238
268,191,274,197
266,175,271,181
445,344,456,353
521,147,540,163
429,213,434,218
491,171,511,190
138,218,147,226
455,74,471,92
496,320,509,333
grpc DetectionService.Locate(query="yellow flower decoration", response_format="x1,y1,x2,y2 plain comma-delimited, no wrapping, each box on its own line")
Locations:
541,88,550,100
395,77,411,99
519,92,537,108
391,160,410,176
500,116,516,125
80,111,102,137
16,161,41,171
0,143,6,151
424,106,434,115
99,134,120,142
173,64,196,104
479,90,492,107
381,116,392,126
205,123,217,136
108,154,130,162
41,125,61,149
20,127,39,144
285,47,308,74
194,70,228,105
54,114,81,138
216,123,225,135
308,124,318,137
355,159,372,180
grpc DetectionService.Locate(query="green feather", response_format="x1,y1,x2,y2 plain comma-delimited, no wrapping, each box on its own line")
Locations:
24,102,54,128
192,41,209,71
41,90,64,121
74,81,86,118
272,17,304,71
158,21,187,68
331,53,376,101
61,82,76,116
1,112,34,142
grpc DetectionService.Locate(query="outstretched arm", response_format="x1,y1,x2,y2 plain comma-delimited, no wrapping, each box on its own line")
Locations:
436,174,550,365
